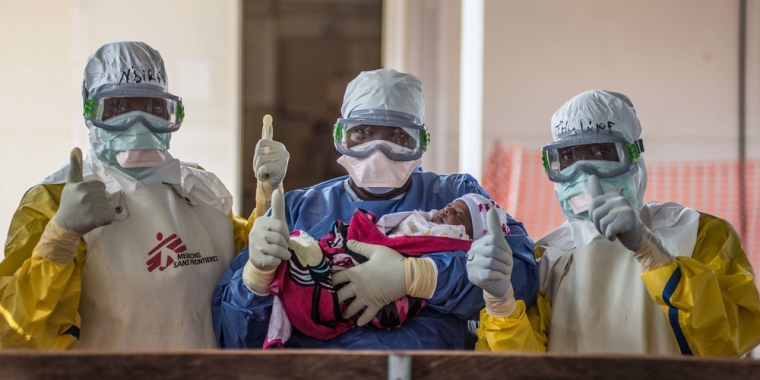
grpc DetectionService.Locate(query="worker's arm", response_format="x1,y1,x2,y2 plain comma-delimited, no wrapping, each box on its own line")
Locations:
2,149,115,349
228,211,256,255
0,184,86,349
212,248,274,348
468,209,547,352
641,214,760,356
476,291,550,352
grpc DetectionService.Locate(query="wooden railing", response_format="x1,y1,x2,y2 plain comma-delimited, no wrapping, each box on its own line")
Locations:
1,350,758,379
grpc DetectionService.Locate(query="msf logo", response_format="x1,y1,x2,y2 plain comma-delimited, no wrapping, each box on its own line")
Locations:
147,232,187,272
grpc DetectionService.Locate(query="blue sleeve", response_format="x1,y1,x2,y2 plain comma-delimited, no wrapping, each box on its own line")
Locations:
504,219,539,307
212,248,273,349
425,250,484,321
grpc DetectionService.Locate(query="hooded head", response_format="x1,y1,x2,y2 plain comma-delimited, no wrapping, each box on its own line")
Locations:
340,68,426,129
334,69,429,192
82,42,178,173
549,90,647,216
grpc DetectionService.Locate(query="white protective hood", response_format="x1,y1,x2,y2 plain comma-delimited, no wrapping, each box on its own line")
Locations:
82,41,170,159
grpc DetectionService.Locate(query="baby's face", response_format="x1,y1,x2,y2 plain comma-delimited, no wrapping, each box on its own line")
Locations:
431,200,473,238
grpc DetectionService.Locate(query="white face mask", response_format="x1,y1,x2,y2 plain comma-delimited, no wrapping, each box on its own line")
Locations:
567,189,621,215
337,151,421,188
115,149,166,168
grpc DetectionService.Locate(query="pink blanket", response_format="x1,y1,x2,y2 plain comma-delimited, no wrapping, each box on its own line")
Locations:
263,209,474,348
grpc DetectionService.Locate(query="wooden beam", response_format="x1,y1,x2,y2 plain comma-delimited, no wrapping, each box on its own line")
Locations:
1,350,758,380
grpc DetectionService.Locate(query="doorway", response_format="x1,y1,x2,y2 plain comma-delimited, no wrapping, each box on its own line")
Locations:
241,0,382,214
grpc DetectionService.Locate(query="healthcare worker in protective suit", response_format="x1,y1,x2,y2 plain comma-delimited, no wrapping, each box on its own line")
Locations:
212,69,538,349
468,90,760,356
0,41,289,349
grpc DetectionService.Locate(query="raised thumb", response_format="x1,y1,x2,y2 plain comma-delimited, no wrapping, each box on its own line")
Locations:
67,148,84,183
485,208,503,236
270,187,287,222
587,174,605,198
261,114,273,141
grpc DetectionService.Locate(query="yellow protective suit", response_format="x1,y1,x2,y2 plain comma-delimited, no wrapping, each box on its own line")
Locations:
476,213,760,356
0,182,256,349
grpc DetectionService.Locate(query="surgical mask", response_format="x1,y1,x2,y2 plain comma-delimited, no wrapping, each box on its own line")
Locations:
337,151,421,188
115,149,166,168
97,121,171,171
555,161,638,217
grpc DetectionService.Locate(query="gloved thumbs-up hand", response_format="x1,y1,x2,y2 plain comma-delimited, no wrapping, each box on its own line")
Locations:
53,148,115,235
587,175,673,271
245,188,291,295
467,209,516,317
38,148,114,265
249,188,291,271
587,174,643,251
466,209,513,299
254,115,289,191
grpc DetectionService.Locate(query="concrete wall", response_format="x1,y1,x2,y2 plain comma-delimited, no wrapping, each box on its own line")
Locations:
0,0,241,242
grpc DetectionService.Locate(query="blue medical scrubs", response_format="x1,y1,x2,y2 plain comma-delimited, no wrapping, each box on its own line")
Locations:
213,172,538,349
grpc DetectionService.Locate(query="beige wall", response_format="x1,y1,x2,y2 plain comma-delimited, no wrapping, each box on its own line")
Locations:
384,0,759,175
483,0,759,163
383,0,462,175
0,0,241,242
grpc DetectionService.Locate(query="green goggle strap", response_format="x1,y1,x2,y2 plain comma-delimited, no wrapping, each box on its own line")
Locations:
84,99,96,118
421,130,430,151
626,139,645,163
541,152,549,172
176,103,185,123
333,123,342,142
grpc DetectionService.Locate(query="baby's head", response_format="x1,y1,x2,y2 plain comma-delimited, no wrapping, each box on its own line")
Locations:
431,194,510,239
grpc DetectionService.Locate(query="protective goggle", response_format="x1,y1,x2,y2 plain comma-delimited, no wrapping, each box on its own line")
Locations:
84,86,184,133
333,120,429,162
541,136,644,183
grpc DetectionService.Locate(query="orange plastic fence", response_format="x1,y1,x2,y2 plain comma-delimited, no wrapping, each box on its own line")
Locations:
482,144,760,275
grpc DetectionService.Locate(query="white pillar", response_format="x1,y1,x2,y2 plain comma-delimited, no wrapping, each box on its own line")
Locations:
382,0,408,72
459,0,484,180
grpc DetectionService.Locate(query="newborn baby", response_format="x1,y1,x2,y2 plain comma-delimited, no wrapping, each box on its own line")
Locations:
377,193,510,240
264,193,510,348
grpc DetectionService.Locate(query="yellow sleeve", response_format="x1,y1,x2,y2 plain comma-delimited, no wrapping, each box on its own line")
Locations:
475,291,551,352
0,184,86,349
226,179,281,254
228,210,256,254
641,213,760,356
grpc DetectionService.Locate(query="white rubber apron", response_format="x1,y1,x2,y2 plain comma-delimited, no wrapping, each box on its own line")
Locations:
76,184,234,349
546,240,681,354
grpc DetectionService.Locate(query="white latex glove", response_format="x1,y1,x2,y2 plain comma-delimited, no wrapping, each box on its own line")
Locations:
466,209,516,317
587,175,672,270
254,115,289,192
244,188,291,295
587,174,643,250
53,148,116,235
333,240,436,327
38,148,115,265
